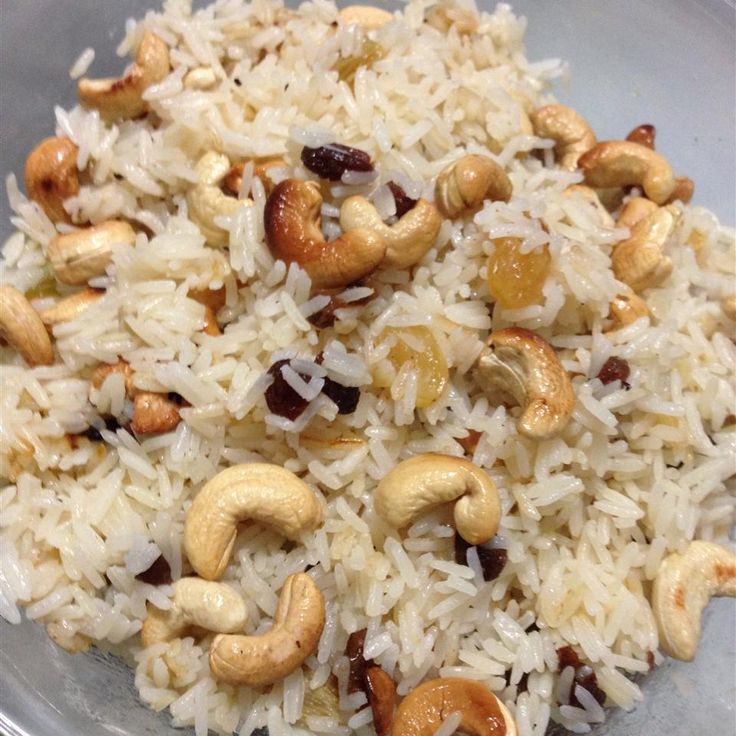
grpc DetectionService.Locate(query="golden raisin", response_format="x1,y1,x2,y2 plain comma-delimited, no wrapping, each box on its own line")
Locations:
486,236,551,309
333,39,384,86
24,275,58,301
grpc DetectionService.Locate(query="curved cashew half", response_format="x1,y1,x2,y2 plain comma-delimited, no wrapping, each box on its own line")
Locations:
391,678,517,736
374,454,501,545
0,286,54,367
606,292,652,331
579,141,677,205
616,197,659,229
475,327,574,440
209,572,325,686
265,179,386,289
652,541,736,661
78,31,170,122
339,195,443,269
47,220,136,285
612,206,677,292
184,463,323,580
338,5,393,29
435,154,512,219
141,577,248,648
24,137,80,223
38,288,103,327
530,104,597,170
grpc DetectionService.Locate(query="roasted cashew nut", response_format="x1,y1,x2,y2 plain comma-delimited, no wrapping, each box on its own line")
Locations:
605,292,652,331
530,104,597,170
184,463,323,581
579,141,677,205
0,285,54,367
209,572,325,686
435,154,512,219
652,541,736,661
339,195,443,269
38,288,103,327
24,136,80,224
131,391,182,435
47,220,136,285
141,577,248,647
374,454,501,545
667,176,695,205
475,327,574,440
391,678,517,736
616,197,659,229
338,5,393,29
78,31,170,122
264,179,386,289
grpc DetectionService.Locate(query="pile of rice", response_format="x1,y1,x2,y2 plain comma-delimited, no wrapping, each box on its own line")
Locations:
1,1,734,734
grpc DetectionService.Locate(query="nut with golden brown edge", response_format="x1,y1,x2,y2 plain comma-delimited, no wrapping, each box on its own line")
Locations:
339,195,443,269
530,104,597,171
611,206,678,292
90,359,135,394
0,285,55,367
209,572,325,686
131,391,182,435
722,296,736,322
606,293,652,331
435,154,512,219
390,678,517,736
78,31,170,122
37,288,103,327
374,454,501,546
224,158,286,196
184,463,323,581
264,179,386,289
24,136,80,223
47,220,137,285
616,197,659,229
579,141,677,205
667,175,695,205
475,327,574,440
141,578,248,648
626,124,656,149
652,541,736,661
338,5,394,29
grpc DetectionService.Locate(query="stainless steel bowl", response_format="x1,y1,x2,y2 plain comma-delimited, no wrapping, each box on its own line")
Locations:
1,1,734,734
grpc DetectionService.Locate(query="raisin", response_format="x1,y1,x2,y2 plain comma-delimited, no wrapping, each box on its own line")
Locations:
301,143,374,181
166,392,186,405
364,665,396,736
597,356,631,386
626,124,656,149
486,237,551,309
646,650,655,670
571,665,606,707
135,555,172,586
265,359,310,420
80,425,103,442
454,534,508,581
346,628,369,694
322,378,360,414
387,181,418,219
556,645,583,672
333,39,384,86
104,416,123,432
308,283,376,329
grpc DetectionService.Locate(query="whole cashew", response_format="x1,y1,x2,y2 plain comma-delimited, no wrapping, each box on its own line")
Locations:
78,31,170,122
475,327,574,440
141,577,248,648
579,141,677,205
0,285,54,367
338,5,393,29
264,179,386,289
652,541,736,661
24,137,80,223
391,678,517,736
612,206,677,292
606,292,652,331
616,197,659,229
339,195,443,269
38,288,103,327
530,104,597,170
435,154,512,219
184,463,323,581
374,454,501,545
187,152,249,248
209,572,325,686
47,220,136,285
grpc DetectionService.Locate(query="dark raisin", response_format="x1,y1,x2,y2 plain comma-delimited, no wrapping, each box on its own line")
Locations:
322,378,360,414
135,555,172,586
556,645,583,672
346,628,369,694
597,356,631,386
454,534,508,581
104,416,123,432
387,181,418,218
308,283,376,329
81,425,103,442
646,650,655,671
166,392,186,405
264,359,310,420
301,143,374,181
571,665,606,707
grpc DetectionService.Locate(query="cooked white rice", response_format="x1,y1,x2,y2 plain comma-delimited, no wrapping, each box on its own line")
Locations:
1,0,735,735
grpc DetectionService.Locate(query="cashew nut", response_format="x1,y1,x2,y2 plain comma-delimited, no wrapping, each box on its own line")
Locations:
606,292,652,331
264,179,386,289
24,136,80,223
338,5,393,29
667,175,694,205
47,220,136,285
579,141,677,205
626,124,656,149
435,154,512,219
652,541,736,661
184,463,323,581
391,678,517,736
616,197,659,229
339,195,443,269
141,577,248,648
722,296,736,322
0,285,54,367
374,454,501,546
224,157,286,196
38,288,103,327
187,152,249,247
209,572,325,686
530,104,597,170
131,391,182,435
78,31,170,122
612,206,677,292
475,327,574,440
